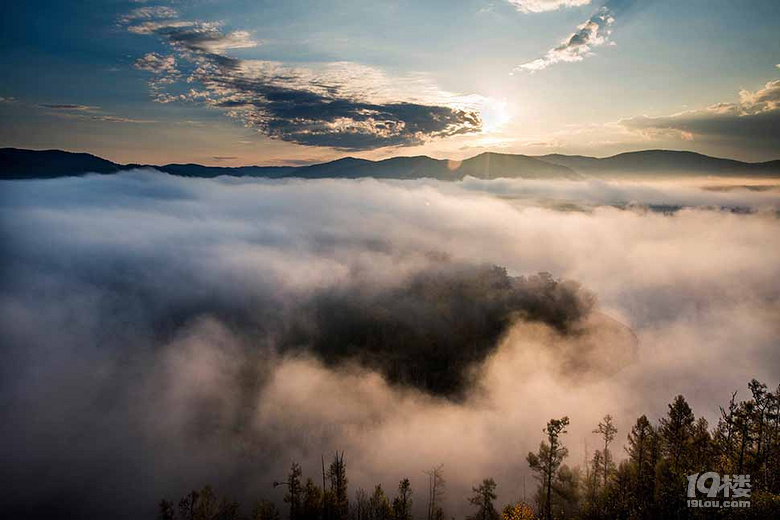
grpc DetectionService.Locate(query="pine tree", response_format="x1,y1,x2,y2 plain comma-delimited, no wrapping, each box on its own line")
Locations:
302,478,323,520
158,499,176,520
593,415,617,488
659,395,695,475
527,416,569,520
253,500,281,520
328,452,349,520
392,478,413,520
284,463,303,520
466,478,499,520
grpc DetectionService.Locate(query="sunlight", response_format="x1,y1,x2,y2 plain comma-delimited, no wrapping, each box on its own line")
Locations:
479,98,513,133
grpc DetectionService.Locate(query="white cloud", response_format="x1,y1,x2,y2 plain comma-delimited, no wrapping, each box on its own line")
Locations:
515,7,614,72
119,6,178,24
2,172,779,517
507,0,592,13
134,52,177,74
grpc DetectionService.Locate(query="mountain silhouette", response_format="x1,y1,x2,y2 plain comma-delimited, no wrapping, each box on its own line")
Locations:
1,147,778,180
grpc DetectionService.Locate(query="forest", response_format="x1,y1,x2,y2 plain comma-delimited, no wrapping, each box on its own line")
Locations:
157,379,780,520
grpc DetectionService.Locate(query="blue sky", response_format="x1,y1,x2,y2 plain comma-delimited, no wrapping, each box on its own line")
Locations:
1,0,778,164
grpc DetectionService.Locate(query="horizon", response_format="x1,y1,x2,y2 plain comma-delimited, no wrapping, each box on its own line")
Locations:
5,145,780,169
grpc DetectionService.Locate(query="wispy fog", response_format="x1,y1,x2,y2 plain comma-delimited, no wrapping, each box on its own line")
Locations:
1,171,778,518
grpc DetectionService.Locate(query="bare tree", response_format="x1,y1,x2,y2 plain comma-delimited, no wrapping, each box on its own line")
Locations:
424,464,445,520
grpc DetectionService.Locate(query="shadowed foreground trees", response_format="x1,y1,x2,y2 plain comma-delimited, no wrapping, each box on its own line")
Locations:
158,379,780,520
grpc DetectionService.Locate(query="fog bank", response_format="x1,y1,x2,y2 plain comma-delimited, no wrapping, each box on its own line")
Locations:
0,171,778,518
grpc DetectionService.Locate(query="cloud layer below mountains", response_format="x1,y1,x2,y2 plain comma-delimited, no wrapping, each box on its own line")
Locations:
1,171,779,518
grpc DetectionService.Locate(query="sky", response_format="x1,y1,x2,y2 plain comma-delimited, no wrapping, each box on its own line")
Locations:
0,0,779,165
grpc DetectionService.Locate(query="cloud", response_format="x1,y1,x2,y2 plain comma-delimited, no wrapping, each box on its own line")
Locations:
127,19,195,35
37,103,99,111
151,22,260,54
35,103,155,124
134,52,177,74
119,5,178,24
620,80,780,149
507,0,592,13
515,6,614,72
125,14,482,150
85,115,157,123
1,171,779,518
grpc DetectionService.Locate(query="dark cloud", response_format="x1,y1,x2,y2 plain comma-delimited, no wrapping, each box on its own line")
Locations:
126,18,482,150
620,80,780,151
156,23,257,55
217,83,482,149
284,265,596,398
38,103,97,111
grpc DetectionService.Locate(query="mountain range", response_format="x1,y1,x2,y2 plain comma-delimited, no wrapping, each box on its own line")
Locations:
1,147,779,181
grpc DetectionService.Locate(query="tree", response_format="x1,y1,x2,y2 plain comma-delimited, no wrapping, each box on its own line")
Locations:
158,499,176,520
466,478,499,520
625,415,655,518
552,465,580,519
593,414,617,488
352,488,369,520
659,395,695,475
195,486,219,520
585,449,604,509
302,478,323,520
284,463,304,520
369,485,392,520
500,502,534,520
392,478,413,520
425,464,445,520
690,416,712,473
527,416,569,520
626,415,652,476
179,490,200,520
216,497,240,520
253,500,281,520
328,452,349,520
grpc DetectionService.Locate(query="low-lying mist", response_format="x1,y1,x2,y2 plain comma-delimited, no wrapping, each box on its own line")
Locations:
0,171,778,519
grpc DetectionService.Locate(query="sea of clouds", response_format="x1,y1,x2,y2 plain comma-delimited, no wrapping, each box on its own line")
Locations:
1,170,778,519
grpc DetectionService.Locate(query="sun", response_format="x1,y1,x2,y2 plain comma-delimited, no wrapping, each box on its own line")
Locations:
479,98,513,133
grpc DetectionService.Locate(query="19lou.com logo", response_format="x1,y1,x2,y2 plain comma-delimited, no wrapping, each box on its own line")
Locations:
686,472,751,508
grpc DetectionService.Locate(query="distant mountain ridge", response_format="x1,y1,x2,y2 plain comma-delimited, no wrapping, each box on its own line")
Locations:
1,147,779,181
539,150,780,176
